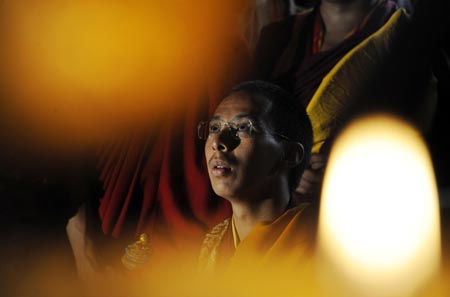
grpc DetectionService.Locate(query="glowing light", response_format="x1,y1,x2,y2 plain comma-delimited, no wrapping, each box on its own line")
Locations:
318,114,441,296
0,0,237,152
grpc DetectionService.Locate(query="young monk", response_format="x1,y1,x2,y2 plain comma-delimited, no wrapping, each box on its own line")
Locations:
197,80,317,274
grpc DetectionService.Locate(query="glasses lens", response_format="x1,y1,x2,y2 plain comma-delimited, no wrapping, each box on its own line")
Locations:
208,120,222,135
232,120,252,138
199,119,253,140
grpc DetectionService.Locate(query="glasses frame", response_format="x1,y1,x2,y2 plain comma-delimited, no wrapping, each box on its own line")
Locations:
197,120,293,142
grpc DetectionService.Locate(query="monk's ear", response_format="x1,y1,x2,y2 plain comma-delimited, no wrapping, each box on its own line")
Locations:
282,142,304,168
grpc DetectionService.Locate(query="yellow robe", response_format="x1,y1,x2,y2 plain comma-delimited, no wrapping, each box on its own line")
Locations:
308,9,436,153
198,203,318,275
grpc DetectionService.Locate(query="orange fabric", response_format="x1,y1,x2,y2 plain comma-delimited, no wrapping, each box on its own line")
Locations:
198,203,318,274
229,203,318,270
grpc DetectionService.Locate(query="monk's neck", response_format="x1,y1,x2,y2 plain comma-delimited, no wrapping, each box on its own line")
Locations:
230,193,290,242
319,0,378,51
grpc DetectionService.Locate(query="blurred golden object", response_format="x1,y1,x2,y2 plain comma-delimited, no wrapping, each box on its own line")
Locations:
0,0,238,152
121,233,151,270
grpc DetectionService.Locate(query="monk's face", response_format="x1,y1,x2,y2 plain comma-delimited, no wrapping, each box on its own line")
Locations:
204,92,284,201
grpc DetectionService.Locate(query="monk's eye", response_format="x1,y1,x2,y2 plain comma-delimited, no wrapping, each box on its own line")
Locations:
232,120,253,138
208,121,222,134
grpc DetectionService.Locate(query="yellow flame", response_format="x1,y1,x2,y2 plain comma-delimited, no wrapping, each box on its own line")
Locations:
318,114,441,296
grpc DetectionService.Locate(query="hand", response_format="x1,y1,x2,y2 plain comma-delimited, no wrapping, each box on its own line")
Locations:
295,153,327,200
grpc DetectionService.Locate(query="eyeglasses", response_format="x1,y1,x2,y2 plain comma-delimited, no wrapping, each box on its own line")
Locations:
197,119,293,141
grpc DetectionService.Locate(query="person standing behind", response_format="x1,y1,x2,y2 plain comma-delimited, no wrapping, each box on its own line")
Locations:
253,0,436,201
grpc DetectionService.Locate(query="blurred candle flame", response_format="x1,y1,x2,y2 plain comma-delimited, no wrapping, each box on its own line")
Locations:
318,114,441,297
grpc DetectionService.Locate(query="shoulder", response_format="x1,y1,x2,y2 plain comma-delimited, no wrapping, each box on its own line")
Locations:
287,202,319,225
284,202,319,248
